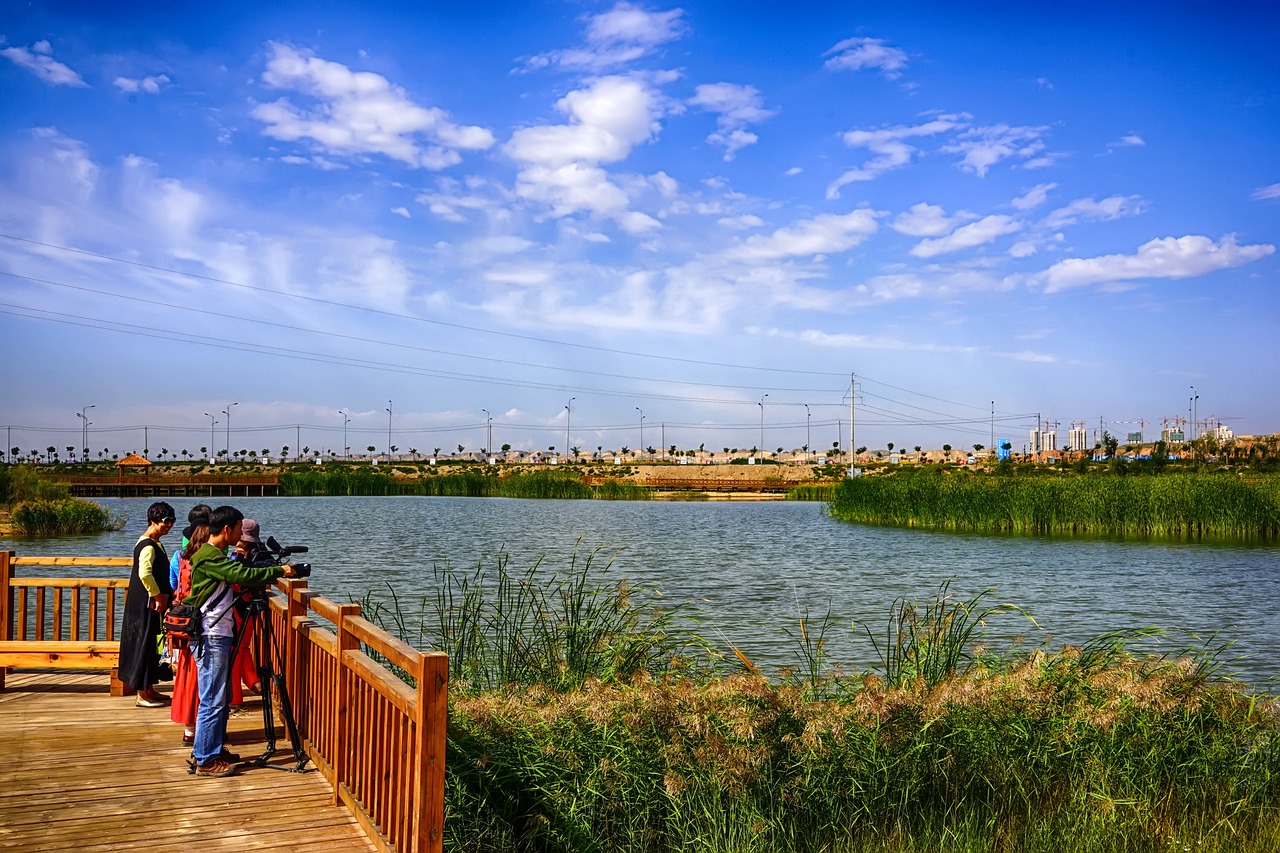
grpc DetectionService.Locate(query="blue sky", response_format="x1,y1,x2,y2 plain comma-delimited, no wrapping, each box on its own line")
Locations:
2,2,1277,461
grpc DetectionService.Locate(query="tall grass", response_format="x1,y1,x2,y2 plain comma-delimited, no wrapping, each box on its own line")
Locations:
280,467,652,500
357,559,1280,852
828,469,1280,540
10,498,125,535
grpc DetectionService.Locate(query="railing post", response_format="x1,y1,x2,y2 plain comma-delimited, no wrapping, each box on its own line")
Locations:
332,602,361,806
412,651,448,853
282,579,307,707
0,552,12,690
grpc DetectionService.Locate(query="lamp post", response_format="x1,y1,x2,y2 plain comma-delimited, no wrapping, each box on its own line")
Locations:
338,410,350,460
564,398,575,459
77,405,95,464
1190,385,1198,442
758,393,768,455
386,401,393,460
804,403,810,461
203,412,218,461
636,407,644,459
223,402,237,458
482,408,492,457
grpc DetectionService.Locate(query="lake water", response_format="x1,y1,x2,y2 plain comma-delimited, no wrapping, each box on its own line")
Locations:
6,496,1279,689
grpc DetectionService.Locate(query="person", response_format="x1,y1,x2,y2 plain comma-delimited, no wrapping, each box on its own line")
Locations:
185,505,296,778
229,519,267,696
169,504,212,593
117,501,175,707
169,522,209,744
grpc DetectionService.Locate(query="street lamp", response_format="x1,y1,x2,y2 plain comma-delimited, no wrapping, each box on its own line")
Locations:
386,401,393,460
223,402,238,458
1190,385,1198,442
338,410,350,460
565,398,575,459
804,403,810,461
636,407,645,459
758,393,768,455
77,405,95,463
203,412,218,461
482,408,492,457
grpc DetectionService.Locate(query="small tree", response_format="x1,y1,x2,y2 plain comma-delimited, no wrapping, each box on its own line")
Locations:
457,444,465,456
943,444,952,453
973,444,985,453
367,445,376,455
502,444,511,453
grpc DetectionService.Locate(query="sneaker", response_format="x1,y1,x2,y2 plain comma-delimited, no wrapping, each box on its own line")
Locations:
194,758,237,778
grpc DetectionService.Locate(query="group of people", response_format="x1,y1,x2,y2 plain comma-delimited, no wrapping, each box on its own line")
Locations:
116,501,299,778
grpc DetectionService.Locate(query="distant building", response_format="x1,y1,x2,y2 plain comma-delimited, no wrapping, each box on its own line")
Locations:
1068,425,1089,452
1029,428,1058,454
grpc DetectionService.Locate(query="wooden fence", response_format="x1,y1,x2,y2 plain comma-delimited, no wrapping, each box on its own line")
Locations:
0,552,446,853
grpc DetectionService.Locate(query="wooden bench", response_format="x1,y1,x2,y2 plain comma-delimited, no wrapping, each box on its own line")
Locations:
1,552,133,694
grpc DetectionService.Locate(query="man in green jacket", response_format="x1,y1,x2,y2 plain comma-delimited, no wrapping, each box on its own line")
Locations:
187,504,297,778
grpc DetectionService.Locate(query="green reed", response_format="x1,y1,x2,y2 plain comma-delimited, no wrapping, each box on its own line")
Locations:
828,469,1280,540
10,498,125,536
356,556,1280,852
280,466,652,500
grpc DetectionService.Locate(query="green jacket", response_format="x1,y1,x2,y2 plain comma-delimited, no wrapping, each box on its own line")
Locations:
186,542,284,607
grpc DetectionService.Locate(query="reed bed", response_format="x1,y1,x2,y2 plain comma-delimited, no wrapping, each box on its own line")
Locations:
827,470,1280,540
359,557,1280,852
280,467,652,500
785,483,837,502
9,497,125,535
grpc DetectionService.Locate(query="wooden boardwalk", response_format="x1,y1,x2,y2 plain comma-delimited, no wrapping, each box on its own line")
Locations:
0,670,375,852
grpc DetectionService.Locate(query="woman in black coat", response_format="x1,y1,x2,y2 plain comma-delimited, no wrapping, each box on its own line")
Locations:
117,501,175,706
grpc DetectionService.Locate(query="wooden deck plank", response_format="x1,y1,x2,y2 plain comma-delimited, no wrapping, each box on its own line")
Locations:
0,670,377,852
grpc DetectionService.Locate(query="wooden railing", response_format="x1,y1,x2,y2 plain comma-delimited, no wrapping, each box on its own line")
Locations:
0,553,132,692
0,553,447,853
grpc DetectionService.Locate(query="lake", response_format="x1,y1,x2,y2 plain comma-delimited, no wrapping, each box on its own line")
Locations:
5,495,1279,689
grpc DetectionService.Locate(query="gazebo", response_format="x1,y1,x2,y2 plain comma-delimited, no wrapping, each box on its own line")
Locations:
115,452,152,482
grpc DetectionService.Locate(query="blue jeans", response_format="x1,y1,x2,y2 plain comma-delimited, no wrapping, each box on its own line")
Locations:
193,634,234,765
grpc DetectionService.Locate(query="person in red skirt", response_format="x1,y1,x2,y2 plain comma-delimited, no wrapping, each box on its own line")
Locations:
170,523,209,743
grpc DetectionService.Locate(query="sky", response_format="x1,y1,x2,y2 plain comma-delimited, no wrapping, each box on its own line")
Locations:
1,1,1277,461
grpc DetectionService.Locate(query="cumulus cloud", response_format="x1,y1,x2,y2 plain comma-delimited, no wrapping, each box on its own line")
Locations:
823,37,908,78
391,206,410,219
528,2,686,71
1041,194,1144,230
1109,132,1145,148
891,202,973,237
718,214,765,230
689,82,776,160
506,76,663,233
910,215,1021,258
1,40,87,87
1252,183,1280,200
827,114,966,198
941,123,1052,177
1011,183,1057,211
1036,235,1275,293
724,210,878,262
252,43,494,170
114,74,170,94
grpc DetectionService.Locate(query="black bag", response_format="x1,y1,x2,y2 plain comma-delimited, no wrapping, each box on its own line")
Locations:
162,602,202,644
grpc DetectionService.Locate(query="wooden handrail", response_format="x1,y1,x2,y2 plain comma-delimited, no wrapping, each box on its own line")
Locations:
1,553,447,853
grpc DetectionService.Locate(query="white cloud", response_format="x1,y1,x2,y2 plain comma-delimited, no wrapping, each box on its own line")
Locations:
114,74,170,94
910,214,1021,258
827,114,966,198
1036,235,1275,293
891,202,973,237
528,2,686,72
1109,132,1145,148
1,40,87,87
1251,183,1280,200
391,206,410,219
1041,195,1144,230
725,210,878,262
690,83,776,160
784,166,802,176
941,123,1052,177
252,43,494,170
823,37,908,78
506,76,663,232
1011,183,1057,211
717,214,765,230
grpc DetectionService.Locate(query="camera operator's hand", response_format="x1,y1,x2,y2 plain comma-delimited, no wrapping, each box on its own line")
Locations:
280,563,299,579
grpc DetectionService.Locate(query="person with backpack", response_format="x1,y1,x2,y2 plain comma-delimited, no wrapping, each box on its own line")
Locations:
184,505,298,778
168,522,209,745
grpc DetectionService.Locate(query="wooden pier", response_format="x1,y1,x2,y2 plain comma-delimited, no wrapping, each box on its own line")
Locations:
1,553,448,852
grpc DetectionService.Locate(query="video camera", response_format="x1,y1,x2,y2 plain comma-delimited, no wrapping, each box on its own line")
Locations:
240,535,313,579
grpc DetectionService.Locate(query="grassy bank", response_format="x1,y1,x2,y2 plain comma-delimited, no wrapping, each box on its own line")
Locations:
361,557,1280,852
1,464,125,535
280,467,653,500
828,469,1280,540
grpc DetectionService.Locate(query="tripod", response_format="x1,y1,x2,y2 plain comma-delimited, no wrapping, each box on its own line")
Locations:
231,588,311,773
